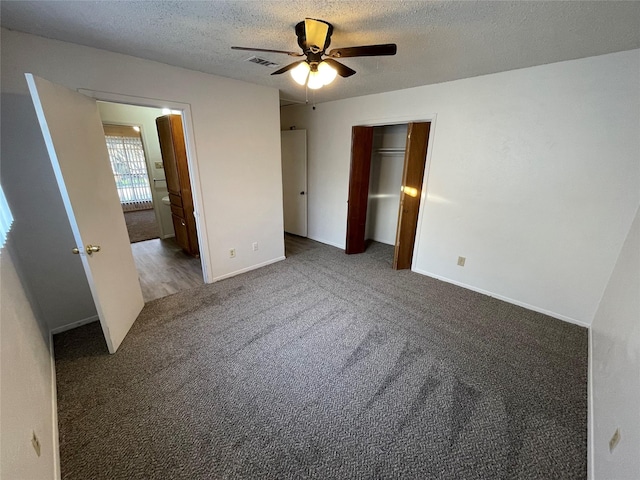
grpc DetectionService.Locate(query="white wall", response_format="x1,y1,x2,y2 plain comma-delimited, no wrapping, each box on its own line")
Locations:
1,28,284,331
591,205,640,479
1,82,98,330
366,124,406,245
281,49,640,325
96,102,174,239
0,241,59,479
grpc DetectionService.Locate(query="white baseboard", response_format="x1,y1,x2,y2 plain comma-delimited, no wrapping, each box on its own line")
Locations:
49,332,61,480
50,315,99,335
210,256,286,283
412,268,590,328
161,233,175,240
307,236,344,250
588,327,594,480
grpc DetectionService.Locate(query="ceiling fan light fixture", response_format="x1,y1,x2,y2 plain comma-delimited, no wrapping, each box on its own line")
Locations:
317,61,337,85
290,61,310,85
307,70,324,90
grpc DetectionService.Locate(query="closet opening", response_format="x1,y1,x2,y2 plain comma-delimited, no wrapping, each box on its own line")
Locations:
345,121,431,270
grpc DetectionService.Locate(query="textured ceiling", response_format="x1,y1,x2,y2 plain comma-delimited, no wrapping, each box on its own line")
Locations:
2,1,639,105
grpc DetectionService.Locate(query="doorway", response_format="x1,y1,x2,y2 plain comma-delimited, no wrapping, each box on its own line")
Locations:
281,129,307,237
97,101,204,302
345,121,431,270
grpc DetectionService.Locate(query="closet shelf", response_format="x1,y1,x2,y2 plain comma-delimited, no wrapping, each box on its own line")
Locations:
375,147,406,155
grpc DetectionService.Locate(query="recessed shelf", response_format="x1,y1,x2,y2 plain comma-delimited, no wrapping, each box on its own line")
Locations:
375,147,405,155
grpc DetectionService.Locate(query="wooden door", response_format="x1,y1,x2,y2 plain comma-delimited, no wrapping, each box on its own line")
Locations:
345,126,374,254
156,115,199,257
393,122,430,270
281,130,307,237
156,116,181,197
26,73,144,353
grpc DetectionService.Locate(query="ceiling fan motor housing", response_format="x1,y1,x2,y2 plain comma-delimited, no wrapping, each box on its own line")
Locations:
295,19,333,54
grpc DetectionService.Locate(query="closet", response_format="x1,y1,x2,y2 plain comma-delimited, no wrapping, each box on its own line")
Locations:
346,122,430,270
156,114,199,257
366,124,407,245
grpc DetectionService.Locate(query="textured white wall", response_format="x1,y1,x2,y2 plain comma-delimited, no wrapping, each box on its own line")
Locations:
0,243,58,479
281,50,640,325
365,125,406,245
1,28,284,330
96,102,174,239
591,206,640,479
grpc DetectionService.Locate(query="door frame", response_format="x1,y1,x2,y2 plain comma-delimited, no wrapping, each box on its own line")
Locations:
346,113,437,270
78,89,210,283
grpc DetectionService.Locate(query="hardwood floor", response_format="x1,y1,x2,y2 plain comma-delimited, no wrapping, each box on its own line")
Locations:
130,237,203,303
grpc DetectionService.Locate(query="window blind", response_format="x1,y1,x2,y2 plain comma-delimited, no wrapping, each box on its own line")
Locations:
104,130,153,212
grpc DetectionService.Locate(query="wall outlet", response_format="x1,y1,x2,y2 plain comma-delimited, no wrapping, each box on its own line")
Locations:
457,256,466,267
31,431,41,457
229,248,236,258
252,242,258,251
154,161,164,169
609,428,621,452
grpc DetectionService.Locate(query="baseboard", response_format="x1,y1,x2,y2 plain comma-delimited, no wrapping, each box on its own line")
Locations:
412,268,590,328
49,332,61,480
588,327,595,480
306,236,344,250
161,233,175,240
210,256,286,282
50,315,99,335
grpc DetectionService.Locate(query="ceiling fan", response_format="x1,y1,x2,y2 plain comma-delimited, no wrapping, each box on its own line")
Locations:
232,18,397,89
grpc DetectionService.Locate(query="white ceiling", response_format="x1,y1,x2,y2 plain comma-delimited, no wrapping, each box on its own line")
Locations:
2,1,639,105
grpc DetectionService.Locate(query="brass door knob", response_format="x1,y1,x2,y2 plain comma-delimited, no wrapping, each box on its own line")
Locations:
86,244,101,255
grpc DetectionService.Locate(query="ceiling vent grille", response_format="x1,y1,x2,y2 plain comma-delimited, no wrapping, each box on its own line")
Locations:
245,56,281,69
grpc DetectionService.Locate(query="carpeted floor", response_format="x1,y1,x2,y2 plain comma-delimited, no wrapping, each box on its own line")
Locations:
124,208,160,243
54,235,588,479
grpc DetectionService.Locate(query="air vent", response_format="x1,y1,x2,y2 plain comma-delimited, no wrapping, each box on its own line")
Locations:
245,56,281,69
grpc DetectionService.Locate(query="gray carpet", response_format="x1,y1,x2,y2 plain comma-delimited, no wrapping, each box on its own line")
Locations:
124,208,160,243
54,235,587,479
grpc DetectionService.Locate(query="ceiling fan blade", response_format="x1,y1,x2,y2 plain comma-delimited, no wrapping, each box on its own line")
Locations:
322,58,356,78
304,18,330,51
327,43,397,58
231,46,303,57
271,60,306,76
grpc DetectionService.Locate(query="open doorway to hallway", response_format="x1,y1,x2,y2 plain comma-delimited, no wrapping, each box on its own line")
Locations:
97,101,203,302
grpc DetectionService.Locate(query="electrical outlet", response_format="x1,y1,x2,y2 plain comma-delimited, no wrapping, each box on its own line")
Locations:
252,242,258,251
229,248,236,258
154,161,164,169
609,428,621,452
31,431,41,457
457,256,466,267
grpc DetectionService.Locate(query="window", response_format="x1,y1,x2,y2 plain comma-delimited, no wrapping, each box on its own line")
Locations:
0,185,14,249
103,125,153,212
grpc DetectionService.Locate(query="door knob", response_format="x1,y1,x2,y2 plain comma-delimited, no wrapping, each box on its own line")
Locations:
72,245,101,255
86,244,101,255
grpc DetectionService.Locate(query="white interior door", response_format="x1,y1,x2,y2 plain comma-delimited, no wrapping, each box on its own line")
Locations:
26,74,144,353
281,130,307,237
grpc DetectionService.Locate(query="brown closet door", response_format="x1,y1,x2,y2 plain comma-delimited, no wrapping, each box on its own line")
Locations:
345,126,374,254
393,122,430,270
156,116,181,197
